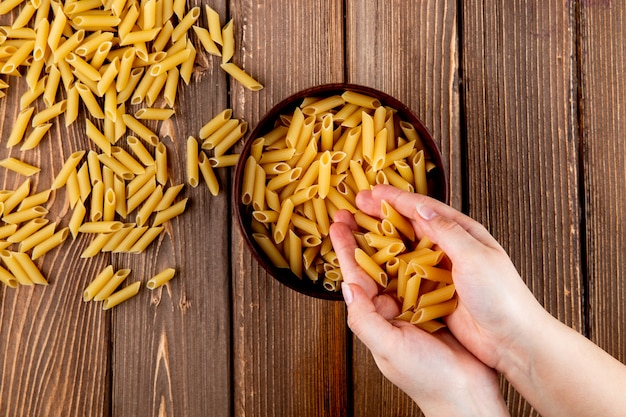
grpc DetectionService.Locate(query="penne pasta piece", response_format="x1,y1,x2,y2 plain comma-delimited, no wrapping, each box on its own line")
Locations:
155,184,184,211
213,122,247,157
152,197,187,227
154,142,168,185
149,48,190,76
354,248,388,287
113,226,148,252
221,19,234,63
193,25,220,56
13,252,48,285
102,188,116,221
253,233,289,269
410,298,458,324
381,200,416,241
128,226,163,253
146,268,176,289
76,82,105,118
68,199,87,238
83,265,114,301
122,114,159,145
103,281,141,310
0,157,40,177
87,150,102,185
198,152,219,196
6,107,35,147
240,156,256,205
171,6,200,42
80,232,113,258
135,108,175,120
341,90,382,109
201,118,238,149
111,146,145,175
0,250,34,285
2,206,48,225
135,185,163,227
7,218,48,243
31,100,67,126
186,136,199,187
3,178,31,214
93,268,130,301
220,62,263,91
85,119,111,156
31,227,69,259
163,66,179,107
127,177,156,213
205,4,223,45
0,266,18,288
127,136,155,166
78,221,124,234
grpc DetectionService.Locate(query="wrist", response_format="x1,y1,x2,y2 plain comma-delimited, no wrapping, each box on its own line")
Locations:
414,370,510,417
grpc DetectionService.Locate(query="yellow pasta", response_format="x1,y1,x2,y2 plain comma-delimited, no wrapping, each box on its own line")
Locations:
411,299,458,324
221,19,234,64
0,266,18,288
111,146,145,175
83,265,114,301
127,136,155,166
0,250,33,285
102,281,141,310
128,226,163,253
31,227,69,259
80,232,113,258
186,136,199,187
6,107,35,148
354,248,388,287
93,268,130,301
146,267,176,289
7,218,48,243
152,197,187,227
135,185,163,227
135,108,175,120
220,63,263,91
122,114,159,145
193,25,220,56
3,178,31,214
0,157,40,177
2,205,48,224
198,152,219,196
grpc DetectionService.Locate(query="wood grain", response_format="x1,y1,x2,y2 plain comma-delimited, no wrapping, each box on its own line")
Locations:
0,53,112,416
578,0,626,363
345,0,459,415
228,1,349,416
461,1,582,415
108,1,232,416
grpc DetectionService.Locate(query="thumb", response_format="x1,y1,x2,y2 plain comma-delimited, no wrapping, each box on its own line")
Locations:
342,282,397,356
414,203,485,261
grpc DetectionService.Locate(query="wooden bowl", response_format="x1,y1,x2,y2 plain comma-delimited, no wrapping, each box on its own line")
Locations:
233,83,448,300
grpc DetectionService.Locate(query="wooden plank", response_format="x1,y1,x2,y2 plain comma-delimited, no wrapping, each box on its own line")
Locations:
345,0,459,416
228,1,349,416
578,1,626,364
109,1,232,415
0,70,111,416
461,1,582,415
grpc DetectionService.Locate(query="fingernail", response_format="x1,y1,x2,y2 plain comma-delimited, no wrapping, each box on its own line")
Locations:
416,203,437,220
341,282,354,305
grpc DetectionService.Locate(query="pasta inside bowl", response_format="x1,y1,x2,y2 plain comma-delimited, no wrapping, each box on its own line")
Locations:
233,83,448,300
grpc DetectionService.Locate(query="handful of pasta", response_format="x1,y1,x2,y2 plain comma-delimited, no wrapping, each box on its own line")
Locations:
239,89,455,330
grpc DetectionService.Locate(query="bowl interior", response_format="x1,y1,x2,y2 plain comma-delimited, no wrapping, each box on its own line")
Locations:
233,83,448,300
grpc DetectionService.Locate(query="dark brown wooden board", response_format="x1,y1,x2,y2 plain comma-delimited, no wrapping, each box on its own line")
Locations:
228,1,350,416
345,0,459,415
578,1,626,364
461,1,583,415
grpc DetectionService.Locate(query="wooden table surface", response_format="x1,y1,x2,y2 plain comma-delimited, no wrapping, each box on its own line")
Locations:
1,1,625,416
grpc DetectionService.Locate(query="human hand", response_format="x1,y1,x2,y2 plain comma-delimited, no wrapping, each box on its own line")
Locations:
352,185,547,371
329,193,510,416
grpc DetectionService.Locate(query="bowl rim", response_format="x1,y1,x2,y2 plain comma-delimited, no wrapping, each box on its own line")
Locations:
233,82,449,300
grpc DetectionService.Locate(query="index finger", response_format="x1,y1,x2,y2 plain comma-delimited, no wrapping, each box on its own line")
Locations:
370,185,498,249
329,218,380,299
